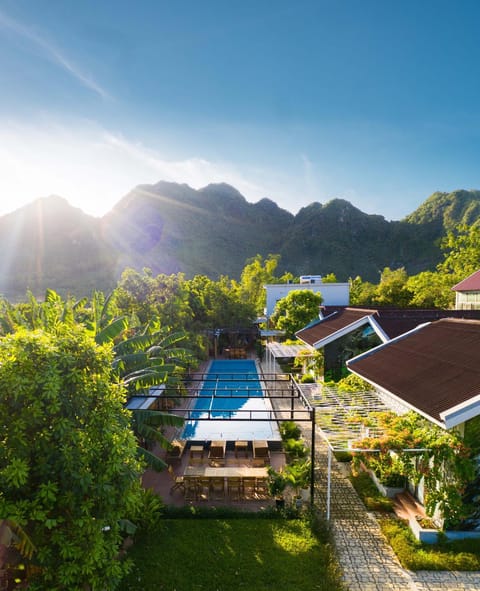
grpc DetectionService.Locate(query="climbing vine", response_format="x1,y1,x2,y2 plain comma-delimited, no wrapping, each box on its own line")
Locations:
350,411,475,528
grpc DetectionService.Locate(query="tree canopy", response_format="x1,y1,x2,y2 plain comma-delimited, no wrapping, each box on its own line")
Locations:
0,326,143,590
271,289,323,339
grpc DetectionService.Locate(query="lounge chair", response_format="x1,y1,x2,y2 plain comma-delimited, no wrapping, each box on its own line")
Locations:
208,440,226,463
253,440,270,463
166,439,186,464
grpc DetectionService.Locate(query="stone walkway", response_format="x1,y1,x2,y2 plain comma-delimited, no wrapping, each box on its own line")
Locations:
263,369,480,591
312,426,480,591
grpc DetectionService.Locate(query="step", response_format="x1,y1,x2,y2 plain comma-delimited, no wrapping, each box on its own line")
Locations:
393,490,426,521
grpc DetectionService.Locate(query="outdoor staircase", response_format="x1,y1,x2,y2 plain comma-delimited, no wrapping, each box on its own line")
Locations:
393,490,427,522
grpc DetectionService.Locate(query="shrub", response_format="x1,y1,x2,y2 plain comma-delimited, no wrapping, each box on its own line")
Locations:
300,374,315,383
334,451,352,463
349,470,394,512
380,517,480,571
280,421,302,441
284,438,308,459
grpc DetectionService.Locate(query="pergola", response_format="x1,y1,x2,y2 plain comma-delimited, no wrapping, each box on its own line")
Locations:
296,381,430,519
264,341,314,373
297,382,390,450
133,371,318,504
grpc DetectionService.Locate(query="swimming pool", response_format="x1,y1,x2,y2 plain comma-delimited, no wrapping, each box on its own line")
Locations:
182,359,281,441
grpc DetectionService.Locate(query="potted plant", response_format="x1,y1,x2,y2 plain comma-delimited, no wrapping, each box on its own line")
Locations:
285,459,311,507
267,467,287,508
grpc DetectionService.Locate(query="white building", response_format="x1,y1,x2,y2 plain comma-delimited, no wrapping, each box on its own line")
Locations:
264,276,350,317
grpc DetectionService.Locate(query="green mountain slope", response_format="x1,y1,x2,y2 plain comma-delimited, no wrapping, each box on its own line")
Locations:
1,185,480,300
102,181,293,279
0,196,117,301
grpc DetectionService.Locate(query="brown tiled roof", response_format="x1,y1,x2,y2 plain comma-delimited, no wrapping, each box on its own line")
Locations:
347,319,480,424
296,306,480,346
296,308,376,346
452,269,480,292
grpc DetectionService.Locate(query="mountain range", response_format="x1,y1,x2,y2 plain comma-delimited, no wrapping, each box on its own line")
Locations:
1,182,480,301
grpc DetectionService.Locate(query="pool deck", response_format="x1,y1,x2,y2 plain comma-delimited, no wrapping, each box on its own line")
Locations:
142,356,286,509
142,442,286,510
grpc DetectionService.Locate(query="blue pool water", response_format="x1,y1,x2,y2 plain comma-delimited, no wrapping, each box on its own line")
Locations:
182,359,281,441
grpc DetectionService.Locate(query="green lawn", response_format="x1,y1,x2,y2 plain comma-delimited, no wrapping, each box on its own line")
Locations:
118,517,344,591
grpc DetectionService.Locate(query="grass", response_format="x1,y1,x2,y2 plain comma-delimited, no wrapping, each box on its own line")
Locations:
349,469,394,513
118,515,344,591
380,517,480,571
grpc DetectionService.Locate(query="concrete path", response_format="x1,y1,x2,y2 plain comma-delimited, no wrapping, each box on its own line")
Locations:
262,367,480,591
312,426,480,591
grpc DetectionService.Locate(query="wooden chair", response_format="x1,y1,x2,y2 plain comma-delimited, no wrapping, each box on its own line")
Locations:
208,441,226,466
210,477,225,500
253,440,270,464
242,477,257,499
227,477,242,501
197,477,211,501
166,439,186,464
255,477,269,497
252,458,265,468
184,477,198,501
189,456,204,467
167,465,185,495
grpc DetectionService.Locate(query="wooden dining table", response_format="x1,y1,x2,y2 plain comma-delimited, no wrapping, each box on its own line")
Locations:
184,465,268,479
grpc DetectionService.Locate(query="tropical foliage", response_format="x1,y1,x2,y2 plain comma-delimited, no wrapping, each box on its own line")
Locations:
0,326,143,589
271,289,323,339
351,411,476,528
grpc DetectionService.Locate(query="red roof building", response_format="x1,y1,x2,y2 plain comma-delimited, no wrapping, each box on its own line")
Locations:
347,318,480,429
296,306,480,378
452,270,480,310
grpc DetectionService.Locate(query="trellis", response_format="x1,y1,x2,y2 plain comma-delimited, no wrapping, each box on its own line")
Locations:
298,383,390,451
264,342,314,373
297,381,431,519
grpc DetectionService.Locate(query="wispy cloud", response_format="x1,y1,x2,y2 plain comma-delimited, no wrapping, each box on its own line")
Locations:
102,132,266,199
0,9,109,100
0,120,272,217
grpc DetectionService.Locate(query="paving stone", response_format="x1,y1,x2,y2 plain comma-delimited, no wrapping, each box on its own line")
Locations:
264,365,480,591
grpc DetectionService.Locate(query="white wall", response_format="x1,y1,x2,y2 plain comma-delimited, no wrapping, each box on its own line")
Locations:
264,282,350,317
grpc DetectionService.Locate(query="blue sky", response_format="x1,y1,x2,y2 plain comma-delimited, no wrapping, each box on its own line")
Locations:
1,0,480,220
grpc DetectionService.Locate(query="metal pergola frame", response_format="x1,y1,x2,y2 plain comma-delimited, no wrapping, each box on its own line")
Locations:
264,342,314,373
297,381,431,519
130,371,317,505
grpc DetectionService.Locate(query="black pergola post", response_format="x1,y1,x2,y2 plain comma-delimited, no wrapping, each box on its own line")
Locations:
310,406,315,506
290,380,295,419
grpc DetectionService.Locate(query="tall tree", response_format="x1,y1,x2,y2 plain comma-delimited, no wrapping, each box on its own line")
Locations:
0,326,143,590
184,274,255,330
371,267,413,307
438,224,480,282
236,254,281,314
271,289,323,338
348,276,377,306
114,268,192,329
406,271,455,308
